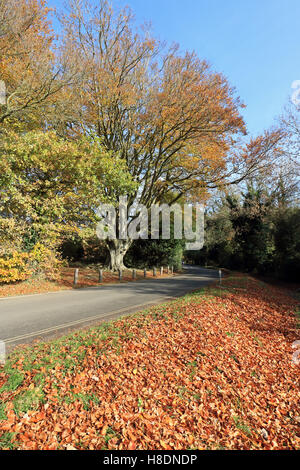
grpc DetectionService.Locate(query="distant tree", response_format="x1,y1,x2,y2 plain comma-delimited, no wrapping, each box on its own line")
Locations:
280,102,300,168
272,207,300,281
226,187,274,273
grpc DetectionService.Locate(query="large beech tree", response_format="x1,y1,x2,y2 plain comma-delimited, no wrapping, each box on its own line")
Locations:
1,0,286,270
58,0,255,269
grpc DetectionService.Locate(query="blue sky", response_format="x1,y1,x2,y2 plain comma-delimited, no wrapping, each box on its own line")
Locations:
49,0,300,136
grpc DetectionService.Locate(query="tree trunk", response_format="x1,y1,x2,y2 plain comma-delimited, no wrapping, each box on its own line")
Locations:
106,239,132,271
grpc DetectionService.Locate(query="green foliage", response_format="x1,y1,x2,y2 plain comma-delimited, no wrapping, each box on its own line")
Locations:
0,130,135,234
272,207,300,280
226,188,275,273
187,185,300,281
125,238,184,270
0,129,136,278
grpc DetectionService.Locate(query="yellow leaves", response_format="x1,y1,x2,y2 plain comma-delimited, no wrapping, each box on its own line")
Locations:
54,424,63,433
101,424,109,436
160,440,171,450
0,252,31,283
128,441,136,450
66,444,77,450
164,416,174,427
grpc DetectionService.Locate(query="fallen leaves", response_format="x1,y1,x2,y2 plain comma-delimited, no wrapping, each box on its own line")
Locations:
0,275,299,450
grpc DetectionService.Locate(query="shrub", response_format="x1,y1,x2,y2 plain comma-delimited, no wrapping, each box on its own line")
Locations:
0,252,31,284
29,243,62,281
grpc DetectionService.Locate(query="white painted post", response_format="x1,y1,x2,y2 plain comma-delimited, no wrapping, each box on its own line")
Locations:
119,269,123,281
171,266,174,274
153,267,157,277
160,266,164,276
74,268,79,287
219,269,222,286
144,268,147,278
99,269,103,283
0,341,5,365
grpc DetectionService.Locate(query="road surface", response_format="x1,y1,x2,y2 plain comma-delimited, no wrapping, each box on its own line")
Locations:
0,266,218,350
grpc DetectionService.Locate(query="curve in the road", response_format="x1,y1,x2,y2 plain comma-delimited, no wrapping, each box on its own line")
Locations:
0,266,218,349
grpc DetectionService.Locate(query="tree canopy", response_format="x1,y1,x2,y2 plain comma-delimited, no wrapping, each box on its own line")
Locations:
0,0,298,275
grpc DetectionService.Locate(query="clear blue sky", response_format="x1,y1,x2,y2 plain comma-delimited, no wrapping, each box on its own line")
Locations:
49,0,300,136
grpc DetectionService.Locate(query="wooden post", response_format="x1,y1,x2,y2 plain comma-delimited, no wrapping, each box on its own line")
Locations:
153,267,157,277
160,266,163,276
119,269,123,281
74,268,79,287
99,269,103,283
144,268,147,278
132,269,136,280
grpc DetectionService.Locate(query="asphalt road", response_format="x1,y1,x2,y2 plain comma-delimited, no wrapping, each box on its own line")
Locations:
0,266,218,349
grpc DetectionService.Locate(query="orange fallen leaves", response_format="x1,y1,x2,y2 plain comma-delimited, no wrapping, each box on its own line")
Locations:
0,275,299,450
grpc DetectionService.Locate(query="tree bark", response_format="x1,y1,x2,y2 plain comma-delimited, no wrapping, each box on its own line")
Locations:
106,239,132,271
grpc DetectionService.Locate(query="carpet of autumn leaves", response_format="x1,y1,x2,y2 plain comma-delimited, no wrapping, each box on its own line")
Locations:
0,275,299,450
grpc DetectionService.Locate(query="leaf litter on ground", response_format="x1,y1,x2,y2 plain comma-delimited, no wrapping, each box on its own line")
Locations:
0,274,299,450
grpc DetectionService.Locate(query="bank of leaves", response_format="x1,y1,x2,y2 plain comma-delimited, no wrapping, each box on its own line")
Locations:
0,275,299,450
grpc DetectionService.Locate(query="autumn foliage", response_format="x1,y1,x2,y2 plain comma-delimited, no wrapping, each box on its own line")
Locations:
0,252,30,283
0,275,299,450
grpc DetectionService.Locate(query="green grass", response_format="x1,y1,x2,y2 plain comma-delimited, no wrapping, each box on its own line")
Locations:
13,387,45,417
0,402,7,420
70,392,100,411
233,415,252,437
0,368,24,392
0,432,17,450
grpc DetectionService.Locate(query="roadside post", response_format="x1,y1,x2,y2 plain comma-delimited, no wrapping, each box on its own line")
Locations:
153,267,157,277
219,269,222,286
99,269,103,283
132,269,136,280
74,268,79,287
0,341,5,365
160,266,163,276
119,269,123,281
144,268,147,278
